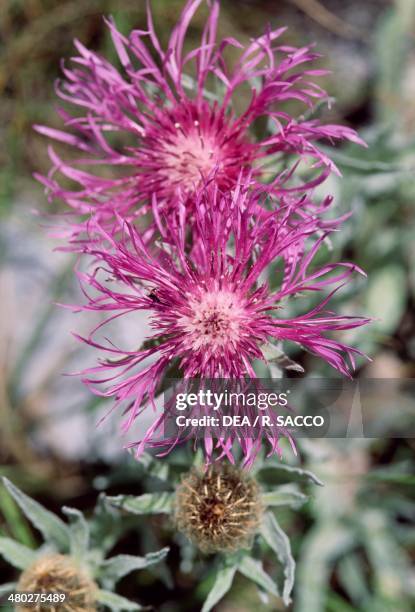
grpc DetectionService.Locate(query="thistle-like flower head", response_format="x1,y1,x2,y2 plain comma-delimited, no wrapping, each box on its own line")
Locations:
75,186,368,462
16,554,96,612
0,478,169,612
107,457,323,607
35,0,364,245
174,465,263,553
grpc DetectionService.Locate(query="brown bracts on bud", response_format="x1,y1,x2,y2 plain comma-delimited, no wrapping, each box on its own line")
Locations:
16,554,97,612
174,465,263,554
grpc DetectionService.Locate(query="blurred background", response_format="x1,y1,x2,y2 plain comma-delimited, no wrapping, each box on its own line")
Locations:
0,0,414,610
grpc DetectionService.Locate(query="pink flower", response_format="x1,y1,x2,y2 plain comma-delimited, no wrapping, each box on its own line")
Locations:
73,186,368,463
35,0,364,245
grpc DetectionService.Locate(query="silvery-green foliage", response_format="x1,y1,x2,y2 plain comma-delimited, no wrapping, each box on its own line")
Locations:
294,439,415,612
107,454,322,611
0,478,168,611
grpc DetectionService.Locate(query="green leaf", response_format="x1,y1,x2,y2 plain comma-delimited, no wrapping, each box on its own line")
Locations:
366,469,415,487
327,592,361,612
0,481,36,548
262,486,308,509
0,537,36,570
0,583,17,597
91,494,125,555
106,493,173,515
62,507,89,561
295,523,354,612
374,0,415,120
95,589,144,611
262,342,305,375
259,463,324,487
2,478,69,551
366,266,407,334
238,555,280,598
337,554,370,607
134,452,169,483
361,510,412,604
260,512,295,606
201,557,238,612
99,548,169,587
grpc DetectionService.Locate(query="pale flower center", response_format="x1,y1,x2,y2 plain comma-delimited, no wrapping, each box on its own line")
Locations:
161,124,221,189
180,290,246,352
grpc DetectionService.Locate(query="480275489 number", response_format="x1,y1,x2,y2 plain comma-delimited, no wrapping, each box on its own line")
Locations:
5,592,66,606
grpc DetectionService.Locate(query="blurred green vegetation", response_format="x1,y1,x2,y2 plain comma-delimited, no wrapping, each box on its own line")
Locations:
0,1,414,611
